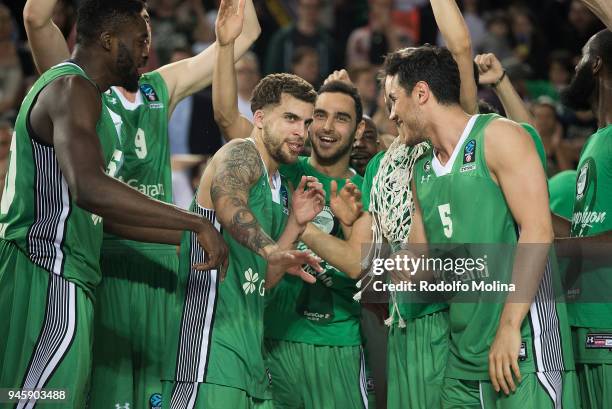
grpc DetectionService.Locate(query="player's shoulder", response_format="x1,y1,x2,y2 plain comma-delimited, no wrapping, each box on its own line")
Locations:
213,139,263,171
41,75,101,114
484,116,533,151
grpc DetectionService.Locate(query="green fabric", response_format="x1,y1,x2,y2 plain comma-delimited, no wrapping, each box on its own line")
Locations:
88,247,178,409
102,72,175,254
162,381,274,409
568,125,612,329
264,339,368,409
361,150,385,212
0,62,119,297
266,157,362,346
387,310,449,409
549,170,577,219
165,149,289,401
441,372,580,408
519,123,547,172
413,114,573,380
0,240,94,409
576,362,612,409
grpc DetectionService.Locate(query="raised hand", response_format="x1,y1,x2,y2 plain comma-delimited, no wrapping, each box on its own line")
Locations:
330,179,362,227
474,53,504,85
324,69,354,86
215,0,246,46
291,175,325,226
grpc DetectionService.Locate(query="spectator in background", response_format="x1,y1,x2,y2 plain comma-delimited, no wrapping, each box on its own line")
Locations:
552,0,605,56
235,51,260,122
509,6,548,79
346,0,414,67
349,64,377,115
264,0,336,79
548,50,574,96
477,10,513,62
0,119,12,201
532,97,573,175
291,46,320,88
350,115,379,176
0,5,23,117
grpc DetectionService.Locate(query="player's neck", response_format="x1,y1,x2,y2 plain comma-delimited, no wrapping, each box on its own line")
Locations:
71,47,114,92
596,76,612,129
428,106,472,165
308,153,352,179
252,131,279,179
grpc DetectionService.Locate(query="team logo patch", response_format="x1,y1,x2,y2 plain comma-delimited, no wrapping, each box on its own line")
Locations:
149,393,162,409
140,84,159,102
585,333,612,349
463,140,476,164
266,367,273,385
281,184,289,215
423,160,431,172
519,341,527,361
576,162,589,200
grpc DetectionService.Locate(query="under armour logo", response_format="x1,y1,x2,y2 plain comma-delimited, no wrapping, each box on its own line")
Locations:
587,336,594,344
108,97,118,104
115,403,130,409
91,214,102,225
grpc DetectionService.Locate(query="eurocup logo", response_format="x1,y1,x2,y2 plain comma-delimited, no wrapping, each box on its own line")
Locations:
150,393,162,409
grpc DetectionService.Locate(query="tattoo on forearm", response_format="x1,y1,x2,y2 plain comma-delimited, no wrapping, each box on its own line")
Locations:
211,141,275,254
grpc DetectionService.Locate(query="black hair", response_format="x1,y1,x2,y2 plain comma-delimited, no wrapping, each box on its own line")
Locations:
591,29,612,73
76,0,145,45
317,80,364,124
383,45,461,105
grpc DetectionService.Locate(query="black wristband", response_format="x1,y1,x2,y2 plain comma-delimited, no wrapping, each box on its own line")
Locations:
491,70,507,88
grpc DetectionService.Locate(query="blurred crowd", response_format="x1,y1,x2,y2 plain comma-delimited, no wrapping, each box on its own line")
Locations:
0,0,606,206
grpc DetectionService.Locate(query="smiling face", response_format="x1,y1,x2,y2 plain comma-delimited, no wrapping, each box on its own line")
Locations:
258,93,314,165
310,92,358,166
386,74,427,147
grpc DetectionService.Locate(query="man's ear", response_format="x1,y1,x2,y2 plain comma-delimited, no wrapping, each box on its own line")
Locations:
356,119,366,136
253,109,265,129
592,56,603,76
413,81,430,106
99,32,113,52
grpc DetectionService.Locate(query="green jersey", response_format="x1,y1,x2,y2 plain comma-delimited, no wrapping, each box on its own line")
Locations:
568,125,612,329
164,140,289,399
414,114,573,380
549,170,577,220
264,157,362,346
101,72,174,255
361,150,447,321
0,62,120,296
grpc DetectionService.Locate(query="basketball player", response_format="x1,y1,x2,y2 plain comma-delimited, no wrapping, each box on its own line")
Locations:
23,0,260,406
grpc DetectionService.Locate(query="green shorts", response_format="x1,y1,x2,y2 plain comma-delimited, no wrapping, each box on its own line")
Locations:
575,363,612,409
387,310,449,409
264,339,368,409
88,245,178,409
0,240,93,409
440,371,580,408
162,381,274,409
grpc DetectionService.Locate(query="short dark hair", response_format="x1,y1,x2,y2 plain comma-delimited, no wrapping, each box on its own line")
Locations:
317,80,363,124
383,45,461,105
251,73,317,112
76,0,145,45
591,29,612,74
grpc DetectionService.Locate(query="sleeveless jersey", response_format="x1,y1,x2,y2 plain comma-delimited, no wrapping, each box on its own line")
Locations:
568,125,612,329
264,157,362,346
0,62,119,297
164,140,289,399
101,72,175,256
413,114,573,380
361,150,447,321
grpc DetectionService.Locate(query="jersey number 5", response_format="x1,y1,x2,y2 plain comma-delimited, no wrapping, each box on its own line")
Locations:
438,203,453,238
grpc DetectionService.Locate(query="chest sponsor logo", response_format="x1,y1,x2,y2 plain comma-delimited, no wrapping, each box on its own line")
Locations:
117,177,165,199
463,139,476,164
243,268,265,296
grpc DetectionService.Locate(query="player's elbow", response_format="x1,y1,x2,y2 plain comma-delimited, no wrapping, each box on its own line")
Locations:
23,4,48,29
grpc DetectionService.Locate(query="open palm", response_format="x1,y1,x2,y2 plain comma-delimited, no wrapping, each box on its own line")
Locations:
215,0,246,46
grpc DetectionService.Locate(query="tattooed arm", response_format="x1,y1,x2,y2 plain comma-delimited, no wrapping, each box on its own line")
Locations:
210,140,276,257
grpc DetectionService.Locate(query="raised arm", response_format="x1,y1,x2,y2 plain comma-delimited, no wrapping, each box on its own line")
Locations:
475,53,534,125
158,0,261,114
212,0,255,139
581,0,612,30
431,0,478,114
36,76,227,268
24,0,71,73
484,119,552,395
